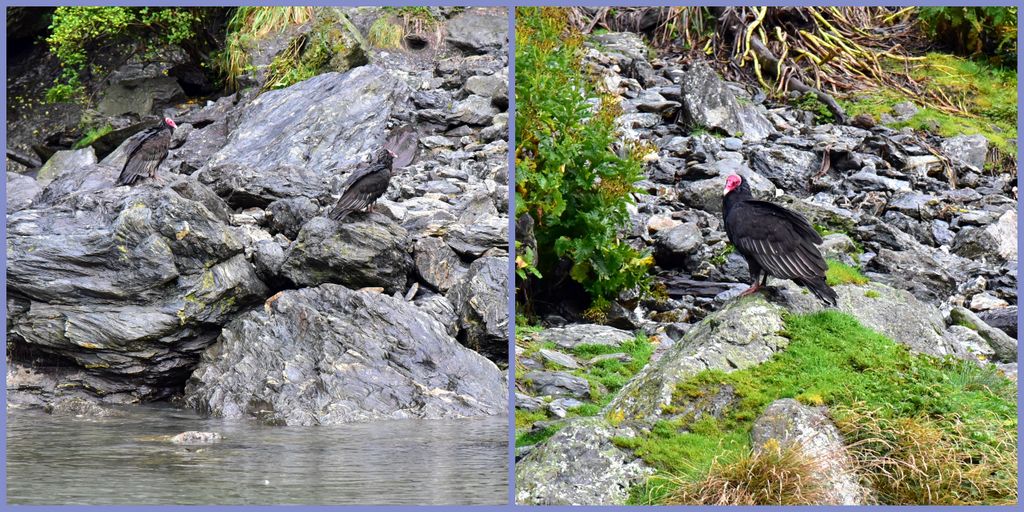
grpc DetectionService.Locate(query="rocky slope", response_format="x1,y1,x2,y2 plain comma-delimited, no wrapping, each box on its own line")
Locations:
516,31,1017,504
6,7,510,426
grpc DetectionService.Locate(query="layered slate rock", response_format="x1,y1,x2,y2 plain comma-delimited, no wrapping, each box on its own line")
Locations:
183,284,505,425
7,173,267,402
198,66,408,207
280,215,413,294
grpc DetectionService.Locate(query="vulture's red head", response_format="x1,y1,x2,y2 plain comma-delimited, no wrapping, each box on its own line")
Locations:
164,117,178,130
724,174,742,195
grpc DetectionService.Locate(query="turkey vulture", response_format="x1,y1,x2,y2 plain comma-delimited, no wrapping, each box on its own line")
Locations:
722,174,838,306
328,148,395,221
115,117,177,186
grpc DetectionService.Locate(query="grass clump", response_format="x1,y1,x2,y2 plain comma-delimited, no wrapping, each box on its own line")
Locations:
620,311,1017,505
222,7,314,90
73,124,112,149
367,18,403,48
666,440,829,505
571,334,654,405
516,7,652,312
825,259,868,286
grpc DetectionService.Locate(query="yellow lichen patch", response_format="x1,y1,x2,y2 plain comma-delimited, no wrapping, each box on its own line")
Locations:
175,225,190,240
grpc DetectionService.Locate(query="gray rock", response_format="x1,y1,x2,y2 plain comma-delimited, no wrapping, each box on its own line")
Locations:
847,170,911,192
253,240,286,283
37,147,97,186
446,214,508,256
949,306,1017,363
538,348,580,369
267,197,319,239
413,293,459,337
978,306,1017,338
44,397,126,418
6,172,41,213
464,74,508,100
515,418,652,505
944,325,995,361
746,145,819,193
752,399,868,505
678,167,776,214
941,134,988,171
607,296,789,423
280,215,412,294
548,397,585,418
447,255,508,362
891,101,918,120
414,236,466,292
533,324,634,350
184,284,505,425
588,353,633,365
677,61,775,142
515,392,546,412
970,292,1009,311
446,10,507,55
97,76,185,117
7,177,267,401
524,371,589,397
655,222,703,266
199,67,407,207
951,209,1017,262
450,95,499,126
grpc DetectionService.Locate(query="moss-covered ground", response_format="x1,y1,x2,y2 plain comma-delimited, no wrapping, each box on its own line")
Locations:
514,317,656,448
619,311,1017,505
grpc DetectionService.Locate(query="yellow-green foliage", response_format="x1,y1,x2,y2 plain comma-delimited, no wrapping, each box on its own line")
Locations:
367,18,404,48
515,7,652,309
222,6,314,90
621,311,1017,505
843,52,1017,160
825,259,868,286
72,124,112,149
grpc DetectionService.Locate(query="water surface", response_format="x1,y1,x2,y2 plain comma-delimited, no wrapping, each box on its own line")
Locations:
6,405,507,505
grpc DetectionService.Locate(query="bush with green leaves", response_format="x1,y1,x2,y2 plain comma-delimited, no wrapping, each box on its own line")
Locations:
515,7,652,311
44,7,203,102
918,7,1017,66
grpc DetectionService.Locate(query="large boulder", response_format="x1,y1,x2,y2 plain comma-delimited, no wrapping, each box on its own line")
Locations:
445,9,507,55
198,66,408,207
280,215,412,294
7,174,267,402
677,61,775,142
183,284,506,425
515,418,653,505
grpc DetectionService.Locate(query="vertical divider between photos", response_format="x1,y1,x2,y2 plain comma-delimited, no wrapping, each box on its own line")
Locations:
506,4,517,506
1016,6,1023,467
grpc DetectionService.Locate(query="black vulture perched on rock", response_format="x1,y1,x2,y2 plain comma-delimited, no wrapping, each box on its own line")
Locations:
115,117,177,186
722,174,838,306
328,148,395,221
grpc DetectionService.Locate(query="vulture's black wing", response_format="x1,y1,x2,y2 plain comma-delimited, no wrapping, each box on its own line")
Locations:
328,163,391,221
726,200,837,305
116,127,171,186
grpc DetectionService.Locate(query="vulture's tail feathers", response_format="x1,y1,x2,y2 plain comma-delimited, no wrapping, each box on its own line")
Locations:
799,277,839,307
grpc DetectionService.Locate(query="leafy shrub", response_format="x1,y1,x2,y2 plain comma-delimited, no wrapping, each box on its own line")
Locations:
918,7,1017,66
45,7,203,102
515,7,652,310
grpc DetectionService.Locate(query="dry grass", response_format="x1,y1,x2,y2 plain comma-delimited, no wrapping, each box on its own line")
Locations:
834,404,1017,505
666,440,830,505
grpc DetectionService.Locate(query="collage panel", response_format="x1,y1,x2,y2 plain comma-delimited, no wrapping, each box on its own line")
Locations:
5,5,509,506
513,5,1018,506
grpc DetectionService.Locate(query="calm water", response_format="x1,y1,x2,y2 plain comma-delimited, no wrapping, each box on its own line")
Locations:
6,405,508,505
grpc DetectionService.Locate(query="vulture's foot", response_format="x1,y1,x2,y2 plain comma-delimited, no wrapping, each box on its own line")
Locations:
738,283,763,297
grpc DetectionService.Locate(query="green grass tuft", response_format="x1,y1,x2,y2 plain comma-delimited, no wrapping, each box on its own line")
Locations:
367,17,403,48
825,259,868,286
72,124,112,149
